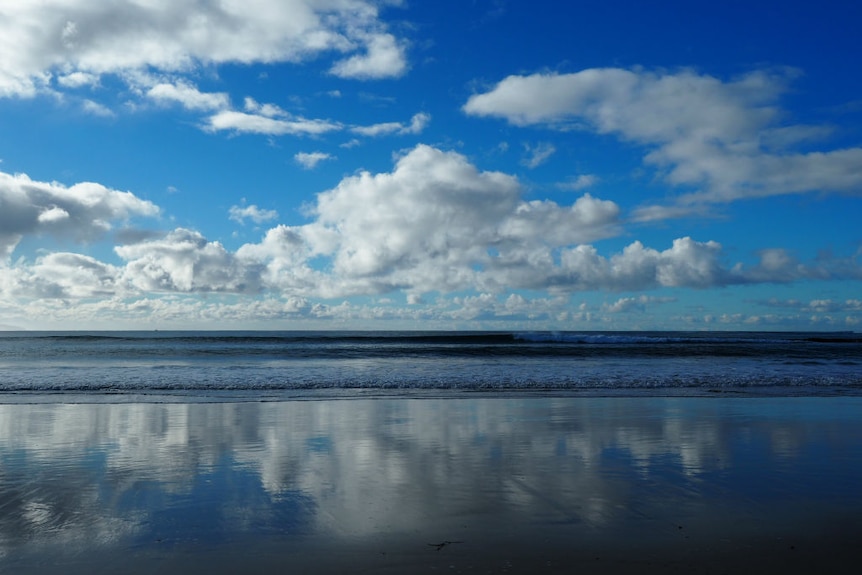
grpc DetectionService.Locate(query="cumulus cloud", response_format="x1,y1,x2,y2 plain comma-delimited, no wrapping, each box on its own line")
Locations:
0,170,160,259
0,252,122,301
228,204,279,225
0,0,407,98
0,1,413,146
234,225,324,294
292,145,619,295
30,253,120,298
497,194,620,247
531,237,729,293
464,68,862,209
300,144,524,290
294,151,334,169
329,33,408,79
3,145,861,328
115,229,262,293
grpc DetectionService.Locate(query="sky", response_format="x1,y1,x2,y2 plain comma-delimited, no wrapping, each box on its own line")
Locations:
1,0,861,331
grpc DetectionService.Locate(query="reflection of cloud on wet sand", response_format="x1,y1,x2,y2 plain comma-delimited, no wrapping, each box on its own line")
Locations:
1,397,861,565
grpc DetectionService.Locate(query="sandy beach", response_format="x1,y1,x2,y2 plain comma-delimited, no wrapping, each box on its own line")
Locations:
2,396,861,574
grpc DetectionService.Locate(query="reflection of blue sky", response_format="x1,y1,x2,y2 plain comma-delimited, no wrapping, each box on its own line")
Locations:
1,398,862,568
305,436,332,454
117,455,315,548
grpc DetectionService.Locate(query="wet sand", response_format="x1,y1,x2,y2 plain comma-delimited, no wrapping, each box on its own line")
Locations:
2,396,861,573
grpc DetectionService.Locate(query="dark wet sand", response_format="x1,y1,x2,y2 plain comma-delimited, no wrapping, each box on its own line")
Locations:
2,397,861,573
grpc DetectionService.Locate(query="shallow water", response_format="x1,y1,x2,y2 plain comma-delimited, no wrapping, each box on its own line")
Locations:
2,397,861,573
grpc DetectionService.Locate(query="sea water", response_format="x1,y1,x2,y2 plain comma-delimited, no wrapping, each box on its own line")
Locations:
0,330,859,399
2,331,862,573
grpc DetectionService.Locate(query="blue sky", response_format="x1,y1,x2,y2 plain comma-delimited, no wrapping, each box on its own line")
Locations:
1,0,860,330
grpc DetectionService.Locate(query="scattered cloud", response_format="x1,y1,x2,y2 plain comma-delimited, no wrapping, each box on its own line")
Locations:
329,33,408,79
630,204,712,223
27,252,120,298
602,295,676,313
82,99,115,117
2,145,861,328
464,68,862,211
0,1,408,99
295,151,334,169
146,81,230,112
759,298,862,313
205,106,342,136
521,142,556,169
559,174,599,191
0,170,159,259
116,229,263,293
229,204,279,225
57,71,99,89
352,112,430,137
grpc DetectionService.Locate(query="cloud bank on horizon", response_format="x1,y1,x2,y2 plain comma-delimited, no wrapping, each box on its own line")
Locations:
1,0,860,330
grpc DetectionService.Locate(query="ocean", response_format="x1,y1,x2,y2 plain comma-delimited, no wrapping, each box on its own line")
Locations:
1,330,860,399
3,330,862,573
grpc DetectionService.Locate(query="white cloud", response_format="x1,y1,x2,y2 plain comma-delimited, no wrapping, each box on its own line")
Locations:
2,145,861,327
0,1,407,98
235,225,323,294
352,112,430,137
115,229,262,293
330,33,407,79
300,144,524,291
228,205,279,225
0,170,160,259
238,145,620,297
559,174,599,191
0,252,122,300
351,121,401,137
541,237,729,292
294,152,334,169
403,112,431,134
57,71,99,89
602,295,676,313
521,142,556,169
31,253,120,298
497,194,620,247
81,99,115,117
289,144,619,298
464,68,862,208
630,204,711,223
205,110,341,136
196,96,343,137
147,81,230,111
36,206,70,224
762,298,862,313
243,97,286,117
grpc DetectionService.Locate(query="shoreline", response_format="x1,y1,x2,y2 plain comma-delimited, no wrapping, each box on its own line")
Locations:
3,384,862,405
2,396,861,573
